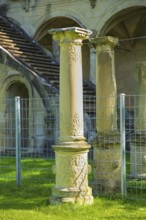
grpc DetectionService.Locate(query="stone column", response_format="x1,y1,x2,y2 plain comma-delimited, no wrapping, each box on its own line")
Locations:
90,47,96,84
91,36,121,194
49,27,93,205
130,62,146,178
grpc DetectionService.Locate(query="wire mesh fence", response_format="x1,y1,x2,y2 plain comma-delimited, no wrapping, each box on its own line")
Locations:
0,96,59,184
125,95,146,200
1,94,146,200
84,94,146,200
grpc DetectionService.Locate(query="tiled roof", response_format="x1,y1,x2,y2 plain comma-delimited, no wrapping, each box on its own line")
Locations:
0,16,95,99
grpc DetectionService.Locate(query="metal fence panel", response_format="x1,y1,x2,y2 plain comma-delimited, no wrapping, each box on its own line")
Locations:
0,96,59,184
88,95,121,196
0,94,146,200
124,95,146,200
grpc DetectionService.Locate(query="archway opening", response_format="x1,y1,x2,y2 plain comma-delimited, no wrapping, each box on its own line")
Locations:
101,6,146,95
34,16,90,80
6,82,29,151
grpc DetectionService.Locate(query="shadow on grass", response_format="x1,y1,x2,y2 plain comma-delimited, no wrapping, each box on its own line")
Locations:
0,157,55,210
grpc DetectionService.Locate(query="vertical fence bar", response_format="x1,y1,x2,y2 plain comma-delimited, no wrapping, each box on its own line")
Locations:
120,93,127,198
15,96,21,186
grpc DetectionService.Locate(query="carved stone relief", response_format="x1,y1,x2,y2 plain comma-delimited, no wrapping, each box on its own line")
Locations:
71,155,88,188
72,113,82,136
61,44,81,63
56,153,88,189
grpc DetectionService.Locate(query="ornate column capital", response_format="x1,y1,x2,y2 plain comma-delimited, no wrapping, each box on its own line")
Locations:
49,27,92,45
90,36,119,51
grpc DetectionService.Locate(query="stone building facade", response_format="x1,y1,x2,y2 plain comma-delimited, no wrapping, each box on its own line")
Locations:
1,0,146,95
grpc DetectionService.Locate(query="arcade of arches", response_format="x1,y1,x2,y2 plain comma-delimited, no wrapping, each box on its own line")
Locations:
34,6,146,96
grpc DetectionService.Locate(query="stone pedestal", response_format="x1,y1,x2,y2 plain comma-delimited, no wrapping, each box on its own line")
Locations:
93,133,121,194
130,62,146,178
91,36,121,193
51,143,92,204
49,27,93,204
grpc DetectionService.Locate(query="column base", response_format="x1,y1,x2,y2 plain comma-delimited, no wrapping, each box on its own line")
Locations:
50,186,93,205
93,133,121,195
50,140,94,205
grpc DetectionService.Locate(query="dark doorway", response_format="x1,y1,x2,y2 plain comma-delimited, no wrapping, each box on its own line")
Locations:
6,82,29,151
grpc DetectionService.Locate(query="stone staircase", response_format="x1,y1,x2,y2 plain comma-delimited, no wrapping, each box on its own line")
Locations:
0,16,60,88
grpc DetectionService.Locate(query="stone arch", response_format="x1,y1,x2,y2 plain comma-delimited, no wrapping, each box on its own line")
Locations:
0,74,33,153
7,82,29,99
34,16,81,59
96,0,146,35
99,6,146,36
97,5,146,95
34,9,86,38
0,74,33,99
34,16,90,80
34,16,85,41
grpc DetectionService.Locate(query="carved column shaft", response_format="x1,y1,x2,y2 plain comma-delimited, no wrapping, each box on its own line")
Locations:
49,27,93,205
59,39,84,141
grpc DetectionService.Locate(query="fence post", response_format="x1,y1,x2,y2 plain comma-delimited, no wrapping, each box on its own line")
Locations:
15,96,21,186
120,93,127,198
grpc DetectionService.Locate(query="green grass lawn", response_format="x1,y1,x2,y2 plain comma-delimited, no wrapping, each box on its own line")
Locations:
0,157,146,220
